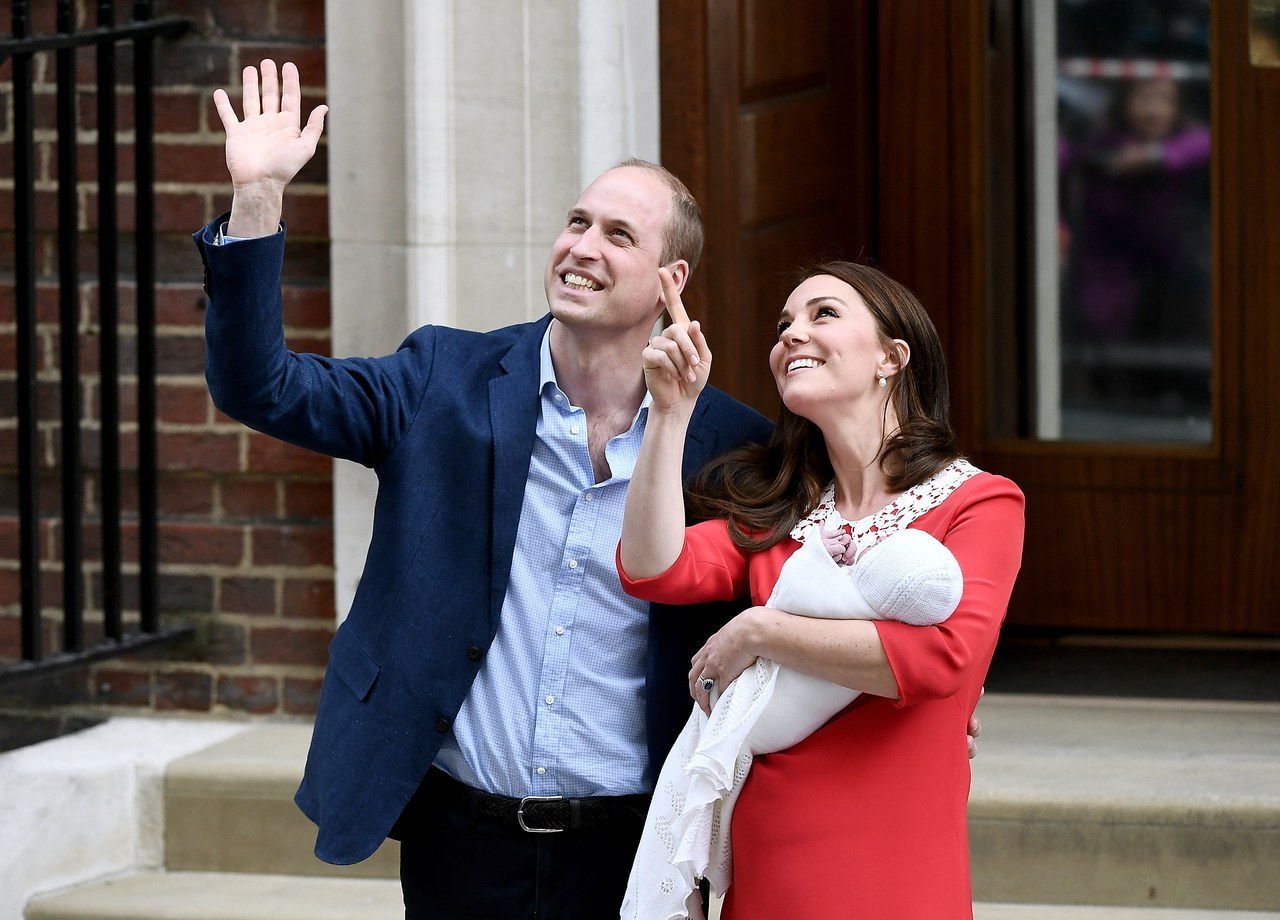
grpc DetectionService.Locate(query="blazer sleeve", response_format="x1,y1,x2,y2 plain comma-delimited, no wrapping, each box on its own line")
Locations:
618,519,751,604
873,475,1025,708
194,217,433,468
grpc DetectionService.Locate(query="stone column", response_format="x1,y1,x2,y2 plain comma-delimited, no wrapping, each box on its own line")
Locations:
325,0,660,619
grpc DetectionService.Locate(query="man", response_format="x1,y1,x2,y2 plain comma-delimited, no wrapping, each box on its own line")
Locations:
197,61,979,918
197,61,769,917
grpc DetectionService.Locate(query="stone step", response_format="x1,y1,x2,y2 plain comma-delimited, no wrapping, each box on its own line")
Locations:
162,695,1280,908
968,695,1280,911
163,725,398,880
25,872,1280,920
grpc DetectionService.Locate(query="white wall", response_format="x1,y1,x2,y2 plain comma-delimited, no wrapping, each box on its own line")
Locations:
325,0,661,619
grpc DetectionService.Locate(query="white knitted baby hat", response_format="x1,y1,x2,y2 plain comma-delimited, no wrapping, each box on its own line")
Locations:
854,529,964,626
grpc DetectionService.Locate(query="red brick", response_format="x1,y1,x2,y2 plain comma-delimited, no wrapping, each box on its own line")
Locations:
283,481,331,520
251,524,332,568
155,669,213,711
155,91,205,135
84,191,209,234
220,479,278,520
77,144,136,183
280,286,329,328
217,674,278,714
80,521,142,564
156,285,208,327
159,522,244,566
154,142,229,184
154,475,216,516
246,432,329,476
0,613,20,657
276,2,327,39
156,333,206,376
287,335,330,357
157,382,211,424
250,624,332,666
0,569,19,606
158,431,239,473
220,576,276,614
282,577,333,619
283,194,328,237
282,675,324,715
95,667,152,706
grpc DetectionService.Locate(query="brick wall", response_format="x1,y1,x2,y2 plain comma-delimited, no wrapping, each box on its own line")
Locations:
0,0,333,747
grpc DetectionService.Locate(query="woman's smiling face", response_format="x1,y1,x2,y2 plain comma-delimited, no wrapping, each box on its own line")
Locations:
769,274,893,419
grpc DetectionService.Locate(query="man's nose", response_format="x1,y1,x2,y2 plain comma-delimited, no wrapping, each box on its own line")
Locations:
569,227,603,259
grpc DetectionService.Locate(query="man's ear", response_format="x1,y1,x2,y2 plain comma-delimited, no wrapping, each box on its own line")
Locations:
665,260,690,294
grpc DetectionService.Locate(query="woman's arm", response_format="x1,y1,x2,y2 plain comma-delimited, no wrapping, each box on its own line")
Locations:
687,477,1024,710
619,268,712,578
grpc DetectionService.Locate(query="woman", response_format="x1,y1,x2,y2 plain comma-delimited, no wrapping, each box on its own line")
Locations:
618,262,1024,918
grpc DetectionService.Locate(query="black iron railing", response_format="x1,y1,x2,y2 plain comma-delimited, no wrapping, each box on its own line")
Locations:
0,1,192,685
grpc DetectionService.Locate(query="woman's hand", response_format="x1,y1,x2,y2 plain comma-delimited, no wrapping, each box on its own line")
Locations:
643,267,712,415
688,607,772,714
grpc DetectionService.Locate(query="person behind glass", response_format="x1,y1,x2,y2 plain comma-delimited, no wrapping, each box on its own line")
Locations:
1063,76,1211,344
618,262,1025,918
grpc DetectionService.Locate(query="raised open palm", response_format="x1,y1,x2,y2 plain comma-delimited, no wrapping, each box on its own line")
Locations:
213,60,327,192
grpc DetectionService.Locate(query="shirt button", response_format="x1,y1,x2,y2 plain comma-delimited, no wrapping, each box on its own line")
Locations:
435,718,450,733
545,695,555,706
536,766,547,775
583,492,593,502
571,425,581,435
568,559,578,569
554,626,565,636
466,646,482,661
553,394,563,401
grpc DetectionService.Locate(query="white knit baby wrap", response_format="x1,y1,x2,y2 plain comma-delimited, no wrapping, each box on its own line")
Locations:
620,525,964,920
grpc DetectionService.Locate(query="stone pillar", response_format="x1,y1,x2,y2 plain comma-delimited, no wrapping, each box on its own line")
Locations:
325,0,660,619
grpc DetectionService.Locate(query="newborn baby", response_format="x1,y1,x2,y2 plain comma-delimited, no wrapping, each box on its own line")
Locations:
621,526,964,920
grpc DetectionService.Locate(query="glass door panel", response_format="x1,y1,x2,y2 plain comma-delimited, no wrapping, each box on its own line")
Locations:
1023,0,1212,443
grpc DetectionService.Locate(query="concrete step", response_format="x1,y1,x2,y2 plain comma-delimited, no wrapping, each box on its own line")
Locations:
163,725,398,880
25,872,1280,920
968,695,1280,911
25,872,402,920
161,695,1280,908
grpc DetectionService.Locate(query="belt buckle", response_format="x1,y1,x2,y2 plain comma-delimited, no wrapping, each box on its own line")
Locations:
517,794,565,833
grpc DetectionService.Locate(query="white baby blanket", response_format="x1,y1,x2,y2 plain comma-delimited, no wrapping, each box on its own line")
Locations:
621,526,964,920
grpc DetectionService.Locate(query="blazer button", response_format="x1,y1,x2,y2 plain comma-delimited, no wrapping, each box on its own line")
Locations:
466,646,483,661
435,718,450,733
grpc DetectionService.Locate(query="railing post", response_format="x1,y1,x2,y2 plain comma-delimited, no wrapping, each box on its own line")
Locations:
97,0,123,641
11,0,43,663
133,0,159,633
55,0,85,653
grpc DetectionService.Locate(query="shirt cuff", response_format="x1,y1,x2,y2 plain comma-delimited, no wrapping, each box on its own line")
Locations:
213,221,283,245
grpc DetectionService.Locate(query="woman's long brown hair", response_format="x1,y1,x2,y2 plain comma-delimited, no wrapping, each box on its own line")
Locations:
686,261,960,551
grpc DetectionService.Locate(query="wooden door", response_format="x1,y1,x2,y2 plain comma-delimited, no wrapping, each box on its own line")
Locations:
662,0,1280,635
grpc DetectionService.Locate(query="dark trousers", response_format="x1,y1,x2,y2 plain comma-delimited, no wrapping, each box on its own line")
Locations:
396,769,646,920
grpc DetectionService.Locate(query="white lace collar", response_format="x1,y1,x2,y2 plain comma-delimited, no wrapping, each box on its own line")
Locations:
790,459,981,555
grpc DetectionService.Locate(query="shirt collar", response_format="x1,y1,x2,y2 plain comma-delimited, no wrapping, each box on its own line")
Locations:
538,323,653,413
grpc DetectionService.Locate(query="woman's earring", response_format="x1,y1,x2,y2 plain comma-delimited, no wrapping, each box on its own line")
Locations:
877,372,888,388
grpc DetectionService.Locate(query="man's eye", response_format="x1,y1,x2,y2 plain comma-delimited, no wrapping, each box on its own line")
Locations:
568,217,587,227
611,229,633,242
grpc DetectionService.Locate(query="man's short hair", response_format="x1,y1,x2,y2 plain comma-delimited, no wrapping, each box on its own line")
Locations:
613,157,705,273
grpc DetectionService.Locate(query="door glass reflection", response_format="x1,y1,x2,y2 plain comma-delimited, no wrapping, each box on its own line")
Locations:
1031,0,1212,442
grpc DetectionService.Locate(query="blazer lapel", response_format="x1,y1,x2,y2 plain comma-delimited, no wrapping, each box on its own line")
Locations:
486,316,551,637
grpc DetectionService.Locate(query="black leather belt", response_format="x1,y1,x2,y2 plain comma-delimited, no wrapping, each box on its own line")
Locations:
433,768,648,833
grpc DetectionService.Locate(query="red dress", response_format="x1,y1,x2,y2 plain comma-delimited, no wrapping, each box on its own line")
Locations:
620,472,1024,919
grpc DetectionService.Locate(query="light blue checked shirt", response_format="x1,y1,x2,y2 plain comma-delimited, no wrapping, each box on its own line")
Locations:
433,327,655,798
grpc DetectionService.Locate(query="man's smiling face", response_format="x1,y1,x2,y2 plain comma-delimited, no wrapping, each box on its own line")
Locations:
544,166,672,336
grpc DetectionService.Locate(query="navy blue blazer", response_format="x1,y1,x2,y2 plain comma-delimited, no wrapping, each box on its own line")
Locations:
194,218,772,864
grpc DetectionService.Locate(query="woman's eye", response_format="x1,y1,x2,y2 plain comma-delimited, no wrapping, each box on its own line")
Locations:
776,320,791,335
816,306,838,319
